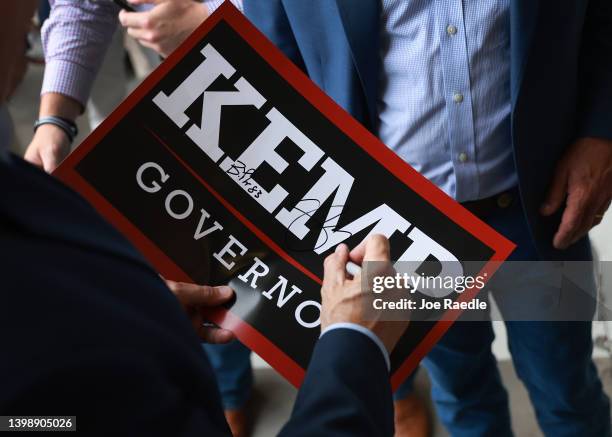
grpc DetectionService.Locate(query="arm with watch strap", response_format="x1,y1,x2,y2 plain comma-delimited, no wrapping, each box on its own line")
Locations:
26,95,81,172
24,0,242,173
24,0,118,172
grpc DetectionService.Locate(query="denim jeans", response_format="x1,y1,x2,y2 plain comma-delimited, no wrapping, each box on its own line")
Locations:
203,341,253,410
395,192,610,436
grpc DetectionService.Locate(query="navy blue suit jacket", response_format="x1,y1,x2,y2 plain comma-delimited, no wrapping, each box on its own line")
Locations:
0,155,393,436
243,0,612,261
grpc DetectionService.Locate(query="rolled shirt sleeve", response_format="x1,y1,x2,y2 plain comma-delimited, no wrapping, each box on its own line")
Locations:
41,1,243,107
41,0,119,107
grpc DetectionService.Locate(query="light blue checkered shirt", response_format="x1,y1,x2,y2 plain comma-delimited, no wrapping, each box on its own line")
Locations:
43,0,516,202
378,0,517,201
41,0,241,107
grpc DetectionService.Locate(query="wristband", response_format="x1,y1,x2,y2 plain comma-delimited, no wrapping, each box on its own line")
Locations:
34,116,78,144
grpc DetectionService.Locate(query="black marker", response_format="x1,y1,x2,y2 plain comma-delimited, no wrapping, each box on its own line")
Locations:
112,0,136,12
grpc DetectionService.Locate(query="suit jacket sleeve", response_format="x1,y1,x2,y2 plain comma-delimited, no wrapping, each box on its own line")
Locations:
0,156,231,437
280,329,394,437
5,348,231,437
577,0,612,140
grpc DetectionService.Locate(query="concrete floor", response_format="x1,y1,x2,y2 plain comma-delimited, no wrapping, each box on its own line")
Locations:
8,57,612,437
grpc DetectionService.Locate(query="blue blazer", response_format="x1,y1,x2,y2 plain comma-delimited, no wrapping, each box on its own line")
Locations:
244,0,612,261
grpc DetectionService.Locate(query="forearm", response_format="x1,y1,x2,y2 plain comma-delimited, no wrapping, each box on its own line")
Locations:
39,93,81,121
41,0,119,108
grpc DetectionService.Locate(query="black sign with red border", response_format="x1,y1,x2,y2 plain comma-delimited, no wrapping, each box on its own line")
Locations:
55,3,515,389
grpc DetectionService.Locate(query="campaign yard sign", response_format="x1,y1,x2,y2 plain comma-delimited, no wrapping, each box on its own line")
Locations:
54,3,515,389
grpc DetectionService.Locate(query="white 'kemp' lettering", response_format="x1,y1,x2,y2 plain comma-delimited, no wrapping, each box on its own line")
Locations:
139,43,464,328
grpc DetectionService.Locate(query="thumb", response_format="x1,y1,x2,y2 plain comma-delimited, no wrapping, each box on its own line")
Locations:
541,166,568,216
363,234,391,262
201,285,234,306
168,281,234,307
323,244,349,286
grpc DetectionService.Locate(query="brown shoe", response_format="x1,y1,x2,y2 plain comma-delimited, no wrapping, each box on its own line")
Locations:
394,393,431,437
224,408,250,437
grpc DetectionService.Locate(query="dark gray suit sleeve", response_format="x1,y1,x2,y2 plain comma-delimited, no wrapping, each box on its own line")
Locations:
280,329,394,437
4,349,231,437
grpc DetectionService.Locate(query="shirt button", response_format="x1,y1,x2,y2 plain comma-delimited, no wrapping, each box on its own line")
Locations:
497,193,514,208
458,152,468,163
447,25,458,35
453,93,464,103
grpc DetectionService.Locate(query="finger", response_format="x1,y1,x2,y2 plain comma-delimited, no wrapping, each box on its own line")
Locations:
205,285,234,305
592,216,604,228
125,34,159,54
118,10,152,29
562,184,604,247
363,234,391,262
590,200,610,229
323,244,349,287
165,279,183,298
541,165,568,216
191,285,233,307
166,281,234,307
568,191,602,244
553,189,586,249
598,200,611,217
349,239,368,265
198,326,235,344
24,148,44,169
567,217,593,247
40,145,63,173
126,26,154,43
138,40,163,56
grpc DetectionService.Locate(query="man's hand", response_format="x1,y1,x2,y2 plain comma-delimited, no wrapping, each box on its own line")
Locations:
24,124,71,172
24,92,81,173
321,235,409,354
119,0,210,58
165,279,235,344
541,137,612,250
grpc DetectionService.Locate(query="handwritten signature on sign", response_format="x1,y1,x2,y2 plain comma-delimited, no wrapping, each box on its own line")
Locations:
224,164,353,252
287,199,353,252
225,160,263,199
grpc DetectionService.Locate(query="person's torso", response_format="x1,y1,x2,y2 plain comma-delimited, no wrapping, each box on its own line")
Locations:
377,0,517,201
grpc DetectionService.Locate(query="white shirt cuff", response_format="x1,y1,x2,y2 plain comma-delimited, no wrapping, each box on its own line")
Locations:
320,323,390,371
